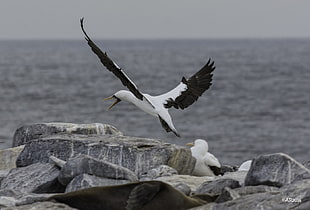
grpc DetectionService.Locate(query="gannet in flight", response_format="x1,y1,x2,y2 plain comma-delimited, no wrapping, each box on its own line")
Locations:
80,18,215,137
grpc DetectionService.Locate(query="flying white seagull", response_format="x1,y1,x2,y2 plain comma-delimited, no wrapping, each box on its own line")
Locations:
80,18,216,137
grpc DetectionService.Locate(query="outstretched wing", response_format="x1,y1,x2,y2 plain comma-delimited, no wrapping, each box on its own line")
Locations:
80,18,144,100
155,59,215,109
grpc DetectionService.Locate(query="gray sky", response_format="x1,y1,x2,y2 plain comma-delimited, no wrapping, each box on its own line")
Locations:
0,0,310,40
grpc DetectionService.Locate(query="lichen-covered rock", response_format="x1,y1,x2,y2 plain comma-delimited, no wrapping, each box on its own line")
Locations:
58,155,138,185
0,163,64,193
139,165,178,180
65,174,130,193
2,201,77,210
16,134,195,176
156,175,215,192
245,153,310,187
156,169,250,195
215,185,279,203
0,169,11,184
195,179,240,195
0,189,57,208
0,196,18,208
12,123,122,147
214,187,241,203
0,146,24,170
234,185,279,196
0,189,19,197
0,190,61,207
191,179,310,210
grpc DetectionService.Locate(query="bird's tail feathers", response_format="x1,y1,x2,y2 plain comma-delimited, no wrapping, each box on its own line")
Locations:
158,115,181,137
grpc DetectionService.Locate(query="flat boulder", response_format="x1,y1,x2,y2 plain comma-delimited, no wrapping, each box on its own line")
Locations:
65,174,130,193
12,123,122,147
58,155,138,185
16,134,195,177
245,153,310,187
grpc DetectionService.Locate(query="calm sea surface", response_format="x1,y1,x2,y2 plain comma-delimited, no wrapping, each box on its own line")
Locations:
0,39,309,165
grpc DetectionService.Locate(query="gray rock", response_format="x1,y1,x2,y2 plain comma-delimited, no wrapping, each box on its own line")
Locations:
3,201,77,210
189,203,215,210
215,185,279,203
0,187,61,208
58,155,138,185
215,187,241,203
234,185,279,196
245,153,310,187
0,189,20,197
49,155,66,168
195,178,240,195
140,165,178,180
12,122,122,147
302,161,310,179
155,175,215,193
15,193,56,207
0,189,56,208
0,196,18,208
0,169,11,184
192,178,310,210
65,174,130,193
174,183,192,195
220,164,238,174
16,134,195,176
0,146,25,170
0,163,64,193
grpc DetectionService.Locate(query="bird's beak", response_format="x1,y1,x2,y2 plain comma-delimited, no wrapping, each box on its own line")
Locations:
103,96,121,110
186,142,194,147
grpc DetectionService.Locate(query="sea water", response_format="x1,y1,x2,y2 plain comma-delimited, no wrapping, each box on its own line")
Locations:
0,39,309,164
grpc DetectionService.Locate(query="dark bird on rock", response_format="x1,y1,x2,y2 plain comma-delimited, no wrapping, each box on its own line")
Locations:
80,18,216,137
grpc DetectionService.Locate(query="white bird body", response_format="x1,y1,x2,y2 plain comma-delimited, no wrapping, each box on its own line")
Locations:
189,139,221,176
114,91,157,116
114,90,179,135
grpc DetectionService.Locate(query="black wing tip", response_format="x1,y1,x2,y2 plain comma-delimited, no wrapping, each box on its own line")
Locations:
206,58,216,71
167,57,216,110
174,131,181,137
80,17,84,24
80,17,91,42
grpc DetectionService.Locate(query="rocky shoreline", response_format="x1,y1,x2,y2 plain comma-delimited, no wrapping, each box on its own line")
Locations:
0,123,309,209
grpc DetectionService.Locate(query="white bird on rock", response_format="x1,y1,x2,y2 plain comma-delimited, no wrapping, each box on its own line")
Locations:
187,139,221,176
80,18,216,137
